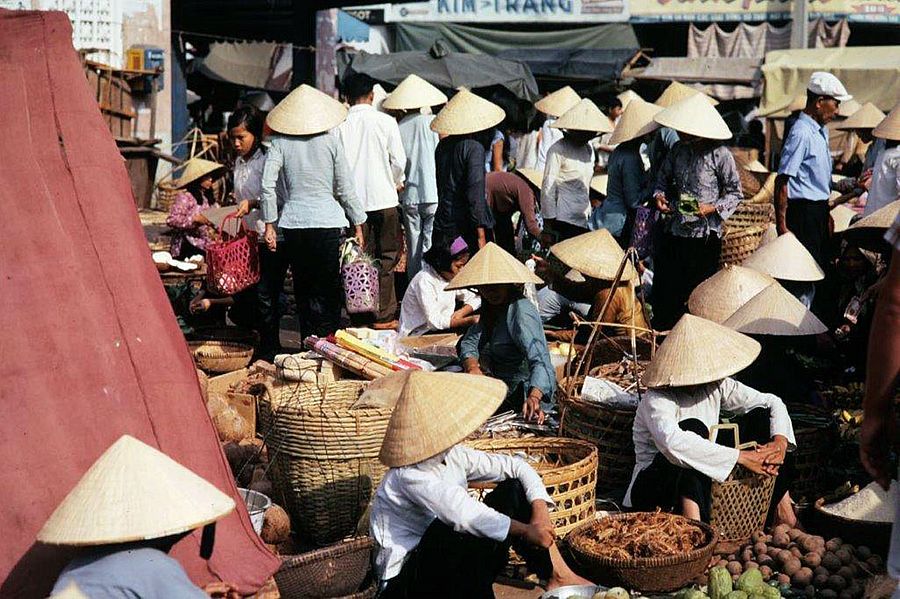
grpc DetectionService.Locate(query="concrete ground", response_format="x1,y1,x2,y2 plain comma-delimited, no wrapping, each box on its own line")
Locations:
495,582,545,598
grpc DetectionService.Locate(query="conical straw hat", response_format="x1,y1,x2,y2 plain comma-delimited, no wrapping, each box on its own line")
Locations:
590,175,608,196
379,371,507,467
643,314,761,388
723,282,828,336
431,89,505,135
654,94,731,140
687,265,776,324
617,89,643,109
743,160,769,174
742,232,825,282
609,98,662,145
831,204,856,233
873,102,900,141
173,158,225,189
535,86,581,117
836,102,885,130
849,199,900,230
655,81,719,108
38,435,235,545
445,242,542,290
51,583,89,599
516,167,543,190
760,223,778,246
551,98,614,133
838,98,862,118
266,84,348,135
550,229,637,282
382,74,448,110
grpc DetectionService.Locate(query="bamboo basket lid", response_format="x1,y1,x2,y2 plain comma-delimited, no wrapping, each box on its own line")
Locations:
742,232,825,282
688,265,776,324
445,242,542,290
535,86,581,117
723,282,828,336
266,84,348,135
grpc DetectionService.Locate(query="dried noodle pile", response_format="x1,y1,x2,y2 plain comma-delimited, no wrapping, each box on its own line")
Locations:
579,511,706,560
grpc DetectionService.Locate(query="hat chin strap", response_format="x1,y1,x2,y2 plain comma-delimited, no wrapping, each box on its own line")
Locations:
200,523,216,560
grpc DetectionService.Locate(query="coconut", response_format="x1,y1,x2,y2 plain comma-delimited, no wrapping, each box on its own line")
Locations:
261,504,291,544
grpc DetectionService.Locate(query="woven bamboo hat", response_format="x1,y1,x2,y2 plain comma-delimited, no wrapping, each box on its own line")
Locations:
38,435,235,545
655,81,719,108
831,204,857,233
609,98,662,145
617,89,643,109
655,94,731,140
590,175,608,196
687,265,776,324
836,102,886,131
267,84,348,135
551,98,614,134
644,314,761,388
382,74,448,110
431,89,505,136
379,371,507,467
873,102,900,141
849,199,900,230
516,167,543,190
535,85,581,117
743,160,769,174
742,232,825,281
445,242,542,290
838,98,862,118
550,229,637,282
723,282,828,336
173,158,225,189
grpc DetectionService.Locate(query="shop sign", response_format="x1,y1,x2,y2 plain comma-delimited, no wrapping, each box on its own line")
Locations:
385,0,630,23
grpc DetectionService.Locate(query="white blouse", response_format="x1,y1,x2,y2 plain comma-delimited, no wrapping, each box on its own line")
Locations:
398,264,480,337
370,445,553,581
624,377,796,507
541,137,595,229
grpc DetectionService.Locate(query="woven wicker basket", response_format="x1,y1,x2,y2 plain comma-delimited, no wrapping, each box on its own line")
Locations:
467,437,598,537
274,537,374,599
156,181,180,212
739,167,764,199
188,340,254,373
567,514,718,592
787,404,835,502
719,225,768,267
812,498,892,557
557,377,637,494
189,325,260,348
258,381,391,546
725,201,775,230
747,173,776,204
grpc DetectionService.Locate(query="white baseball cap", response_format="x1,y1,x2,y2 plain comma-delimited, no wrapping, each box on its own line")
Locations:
807,72,852,102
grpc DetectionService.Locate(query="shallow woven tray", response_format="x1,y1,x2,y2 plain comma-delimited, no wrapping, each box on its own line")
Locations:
188,340,254,373
812,497,892,557
567,513,717,593
467,437,598,537
274,537,373,599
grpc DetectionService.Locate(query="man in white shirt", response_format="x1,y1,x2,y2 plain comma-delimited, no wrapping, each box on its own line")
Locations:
338,74,407,324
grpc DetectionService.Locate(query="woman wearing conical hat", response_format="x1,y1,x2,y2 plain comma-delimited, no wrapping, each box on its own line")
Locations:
862,103,900,217
42,436,238,598
370,371,592,597
449,243,556,424
535,86,581,171
835,102,887,173
626,315,798,528
650,94,743,330
165,157,227,259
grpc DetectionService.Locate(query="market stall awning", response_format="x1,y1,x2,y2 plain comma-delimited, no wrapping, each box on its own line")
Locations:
495,48,642,82
194,40,293,91
346,48,539,102
0,10,279,597
633,56,762,101
759,46,900,116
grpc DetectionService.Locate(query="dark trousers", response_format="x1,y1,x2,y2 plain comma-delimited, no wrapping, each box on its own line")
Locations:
256,244,289,358
360,207,401,323
492,210,516,255
379,480,552,599
786,199,830,267
652,232,722,330
282,228,342,341
551,220,589,242
630,408,794,525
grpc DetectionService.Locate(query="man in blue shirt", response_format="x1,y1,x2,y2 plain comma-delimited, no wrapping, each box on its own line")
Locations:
776,72,852,305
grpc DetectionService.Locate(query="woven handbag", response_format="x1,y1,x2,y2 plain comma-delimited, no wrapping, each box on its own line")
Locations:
206,213,260,295
339,239,379,315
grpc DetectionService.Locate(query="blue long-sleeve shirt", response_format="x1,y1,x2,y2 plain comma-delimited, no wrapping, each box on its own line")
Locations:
459,297,556,404
591,143,648,237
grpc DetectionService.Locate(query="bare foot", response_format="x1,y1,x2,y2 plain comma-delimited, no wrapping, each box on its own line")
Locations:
546,571,595,591
773,493,799,529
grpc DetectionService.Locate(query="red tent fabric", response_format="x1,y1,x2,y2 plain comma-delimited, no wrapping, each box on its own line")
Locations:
0,10,280,596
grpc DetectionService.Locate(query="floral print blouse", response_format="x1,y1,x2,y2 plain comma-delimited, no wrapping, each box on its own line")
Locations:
166,191,215,257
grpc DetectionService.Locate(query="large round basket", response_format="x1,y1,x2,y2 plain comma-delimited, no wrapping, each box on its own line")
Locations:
720,225,768,267
710,465,776,554
557,380,637,494
188,340,254,373
274,537,374,599
787,404,836,502
188,325,260,348
156,181,180,212
567,514,718,593
258,381,391,546
738,166,764,198
466,437,598,537
812,498,892,557
725,201,775,229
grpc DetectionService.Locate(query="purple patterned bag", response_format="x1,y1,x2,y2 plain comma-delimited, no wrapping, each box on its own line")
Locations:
630,206,657,259
340,239,380,314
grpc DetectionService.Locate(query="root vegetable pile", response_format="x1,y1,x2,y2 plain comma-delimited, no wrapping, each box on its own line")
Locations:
580,511,707,560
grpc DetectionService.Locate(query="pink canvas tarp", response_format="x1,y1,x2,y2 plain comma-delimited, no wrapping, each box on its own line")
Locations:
0,9,279,596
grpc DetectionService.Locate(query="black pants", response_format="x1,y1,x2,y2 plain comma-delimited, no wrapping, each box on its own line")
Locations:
356,207,400,324
652,232,722,330
786,199,829,267
256,244,289,358
492,211,516,255
379,480,552,599
551,220,589,242
282,228,342,341
630,408,794,524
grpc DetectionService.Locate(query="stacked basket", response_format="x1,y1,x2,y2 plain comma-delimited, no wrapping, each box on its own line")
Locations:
720,199,775,267
258,380,392,546
188,340,254,373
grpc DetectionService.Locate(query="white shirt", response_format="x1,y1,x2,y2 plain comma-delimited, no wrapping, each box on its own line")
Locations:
337,103,407,212
398,113,439,206
624,377,796,507
536,117,564,171
370,444,553,581
234,146,286,238
398,264,481,337
541,137,595,229
863,145,900,216
514,131,540,170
